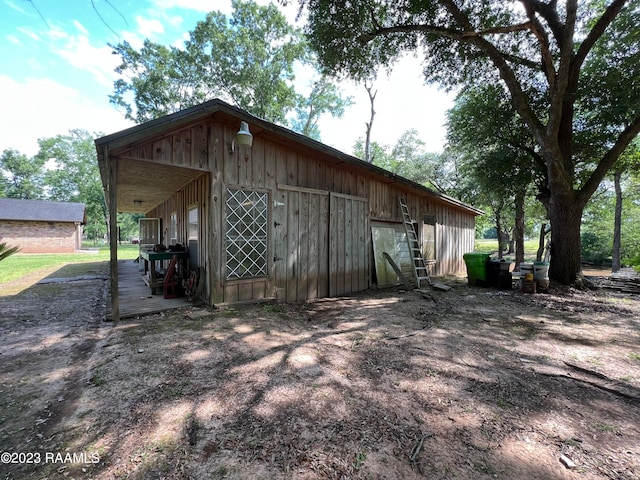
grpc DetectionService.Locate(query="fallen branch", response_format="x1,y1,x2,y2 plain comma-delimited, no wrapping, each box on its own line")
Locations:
387,324,434,340
538,371,639,404
410,433,434,462
563,361,611,381
387,332,419,340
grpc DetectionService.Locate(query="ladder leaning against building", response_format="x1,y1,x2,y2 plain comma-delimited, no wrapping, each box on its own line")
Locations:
399,198,432,289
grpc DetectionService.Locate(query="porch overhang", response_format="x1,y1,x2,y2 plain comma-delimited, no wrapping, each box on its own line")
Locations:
108,156,205,214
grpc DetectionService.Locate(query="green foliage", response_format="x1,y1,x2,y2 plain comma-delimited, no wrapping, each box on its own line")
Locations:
290,75,353,140
117,212,145,242
0,242,20,262
111,1,305,123
36,129,107,241
110,1,350,137
110,39,195,123
353,130,449,192
581,231,611,265
581,173,640,267
0,148,45,199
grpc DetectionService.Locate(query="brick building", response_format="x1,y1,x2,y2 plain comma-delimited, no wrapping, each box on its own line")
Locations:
0,198,86,253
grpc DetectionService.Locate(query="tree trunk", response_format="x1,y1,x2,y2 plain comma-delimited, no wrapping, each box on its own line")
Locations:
364,82,376,163
514,190,525,267
507,229,515,255
547,191,584,284
536,223,550,262
612,169,622,273
494,209,504,259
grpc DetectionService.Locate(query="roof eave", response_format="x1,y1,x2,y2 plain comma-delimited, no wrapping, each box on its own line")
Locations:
95,98,483,217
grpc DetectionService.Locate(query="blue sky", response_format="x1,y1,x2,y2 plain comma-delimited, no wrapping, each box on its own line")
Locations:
0,0,454,158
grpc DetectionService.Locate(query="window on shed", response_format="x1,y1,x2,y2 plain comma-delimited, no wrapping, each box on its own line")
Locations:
423,214,436,260
188,205,198,240
169,212,177,245
225,189,268,279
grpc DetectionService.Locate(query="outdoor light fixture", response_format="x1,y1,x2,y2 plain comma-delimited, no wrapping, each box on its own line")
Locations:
228,121,253,153
133,199,143,206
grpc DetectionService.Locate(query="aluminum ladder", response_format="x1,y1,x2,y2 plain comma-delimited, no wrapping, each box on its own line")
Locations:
399,198,431,288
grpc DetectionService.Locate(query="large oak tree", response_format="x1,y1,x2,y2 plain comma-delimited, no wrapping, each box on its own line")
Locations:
297,0,640,284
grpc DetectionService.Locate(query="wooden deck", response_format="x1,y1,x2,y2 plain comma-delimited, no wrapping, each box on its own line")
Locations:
108,259,191,319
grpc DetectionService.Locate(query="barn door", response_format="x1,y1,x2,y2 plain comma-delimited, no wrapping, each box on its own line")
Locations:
273,186,330,302
329,193,368,297
273,188,368,301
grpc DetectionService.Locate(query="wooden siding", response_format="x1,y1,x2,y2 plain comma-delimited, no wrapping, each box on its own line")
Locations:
274,185,330,302
113,115,476,307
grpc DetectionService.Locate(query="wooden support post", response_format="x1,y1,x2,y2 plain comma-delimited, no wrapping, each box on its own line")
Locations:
108,151,119,321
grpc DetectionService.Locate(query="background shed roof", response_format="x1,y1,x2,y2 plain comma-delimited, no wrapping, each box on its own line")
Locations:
0,198,86,224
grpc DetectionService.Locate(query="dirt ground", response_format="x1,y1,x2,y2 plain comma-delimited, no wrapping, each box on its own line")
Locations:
1,264,639,480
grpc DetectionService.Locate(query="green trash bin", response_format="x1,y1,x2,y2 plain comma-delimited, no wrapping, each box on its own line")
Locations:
463,252,490,287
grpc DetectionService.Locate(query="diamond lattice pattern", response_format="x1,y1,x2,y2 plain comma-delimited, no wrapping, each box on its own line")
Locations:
226,189,268,279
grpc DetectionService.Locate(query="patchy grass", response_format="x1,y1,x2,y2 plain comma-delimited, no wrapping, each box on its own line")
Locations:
0,245,139,296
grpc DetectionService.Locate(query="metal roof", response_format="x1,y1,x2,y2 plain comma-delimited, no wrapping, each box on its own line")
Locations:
0,198,86,224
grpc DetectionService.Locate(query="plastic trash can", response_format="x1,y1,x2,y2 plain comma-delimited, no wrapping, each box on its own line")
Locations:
463,252,490,287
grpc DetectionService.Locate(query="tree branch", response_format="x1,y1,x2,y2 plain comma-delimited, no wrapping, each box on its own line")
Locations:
580,116,640,204
520,0,557,89
520,0,565,43
573,0,629,71
357,24,461,44
461,21,532,37
440,0,547,144
544,0,577,141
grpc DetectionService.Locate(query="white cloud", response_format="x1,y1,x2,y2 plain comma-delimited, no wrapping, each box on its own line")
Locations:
15,26,41,41
148,0,299,22
162,13,185,29
0,75,133,157
7,34,20,45
72,20,90,36
135,16,165,38
5,0,28,15
150,0,218,13
43,25,121,87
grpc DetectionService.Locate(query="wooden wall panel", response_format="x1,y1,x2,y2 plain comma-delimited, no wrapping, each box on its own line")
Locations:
286,189,300,302
173,129,191,166
210,123,224,304
272,188,287,300
252,142,265,188
307,192,319,299
191,124,209,170
274,186,330,302
153,138,172,164
286,150,298,186
329,193,368,297
297,191,310,301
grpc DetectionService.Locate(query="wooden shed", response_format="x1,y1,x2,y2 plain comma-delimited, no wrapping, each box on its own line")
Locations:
0,198,86,253
96,99,482,320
